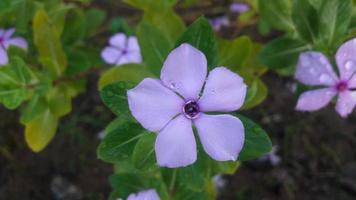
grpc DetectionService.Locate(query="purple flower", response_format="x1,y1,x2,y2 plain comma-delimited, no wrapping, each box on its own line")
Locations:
230,2,250,13
123,189,160,200
209,16,230,31
128,44,247,168
0,28,28,65
101,33,142,66
295,38,356,117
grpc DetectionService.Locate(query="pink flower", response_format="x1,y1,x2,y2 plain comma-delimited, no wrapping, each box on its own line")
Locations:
126,189,159,200
101,33,142,66
0,28,28,65
295,38,356,117
128,44,247,168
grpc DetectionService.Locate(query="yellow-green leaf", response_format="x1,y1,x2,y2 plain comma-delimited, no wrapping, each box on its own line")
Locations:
25,109,59,152
33,9,67,79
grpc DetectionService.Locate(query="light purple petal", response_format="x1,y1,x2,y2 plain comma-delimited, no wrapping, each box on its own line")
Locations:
194,114,245,161
122,52,142,65
127,78,184,132
210,16,229,31
230,3,250,13
160,43,207,100
109,33,127,49
116,55,129,66
101,46,121,64
335,91,356,118
295,52,338,86
0,47,8,65
4,37,28,50
336,38,356,84
296,88,336,111
0,29,4,37
3,28,15,39
199,67,247,112
127,36,140,52
155,115,197,168
127,189,160,200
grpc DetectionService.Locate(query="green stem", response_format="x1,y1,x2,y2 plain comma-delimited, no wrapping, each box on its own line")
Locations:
169,169,177,192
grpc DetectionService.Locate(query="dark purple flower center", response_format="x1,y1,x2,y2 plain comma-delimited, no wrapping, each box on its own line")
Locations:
122,49,128,55
183,100,200,119
0,37,3,43
335,81,348,92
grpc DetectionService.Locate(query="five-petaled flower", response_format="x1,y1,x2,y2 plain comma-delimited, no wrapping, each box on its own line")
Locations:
0,28,28,65
128,43,247,168
101,33,142,66
295,38,356,117
116,189,160,200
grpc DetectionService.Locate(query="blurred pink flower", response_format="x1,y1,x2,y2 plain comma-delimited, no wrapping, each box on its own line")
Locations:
101,33,142,66
0,28,28,65
295,38,356,117
128,43,247,168
125,189,160,200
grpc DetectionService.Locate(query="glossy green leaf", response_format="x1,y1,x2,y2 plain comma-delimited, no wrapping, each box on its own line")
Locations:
258,37,310,70
97,122,145,163
132,132,156,171
236,114,272,161
258,0,294,32
176,17,217,70
292,0,319,43
242,78,268,110
109,173,146,199
137,21,172,76
62,9,86,45
99,64,153,89
0,86,27,109
33,9,67,79
124,0,177,11
100,81,136,115
24,108,59,152
218,36,252,71
317,0,352,53
20,95,47,124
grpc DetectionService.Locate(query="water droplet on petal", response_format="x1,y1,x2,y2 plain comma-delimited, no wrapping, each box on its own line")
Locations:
319,74,333,84
345,60,355,71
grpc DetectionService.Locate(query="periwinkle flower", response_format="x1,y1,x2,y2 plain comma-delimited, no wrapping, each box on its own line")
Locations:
117,189,160,200
101,33,142,66
0,28,28,65
209,16,230,31
295,38,356,117
128,43,247,168
230,2,250,13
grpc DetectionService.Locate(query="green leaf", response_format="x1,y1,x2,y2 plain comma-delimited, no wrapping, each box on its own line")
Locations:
242,78,268,110
236,114,272,161
33,9,67,79
124,0,177,11
0,87,27,109
218,36,252,71
258,37,310,70
13,0,36,34
292,0,319,43
132,132,156,171
176,17,217,70
177,152,210,192
24,108,59,152
145,9,186,42
84,8,106,36
97,121,145,163
20,94,47,124
110,17,133,35
47,87,72,118
62,8,86,45
99,64,153,90
137,21,172,76
211,160,240,175
258,0,294,32
100,81,135,116
109,173,146,199
317,0,352,53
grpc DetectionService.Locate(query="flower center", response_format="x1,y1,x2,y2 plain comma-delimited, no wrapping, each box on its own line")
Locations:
335,81,348,92
183,100,200,119
122,49,128,55
0,37,3,43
